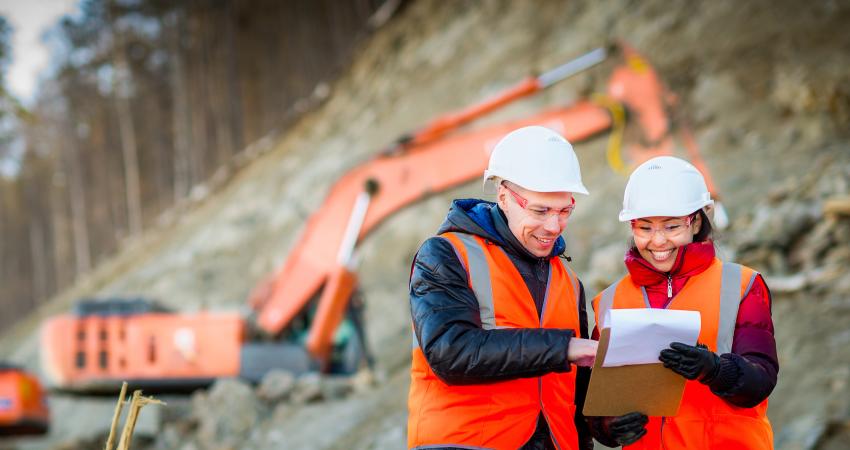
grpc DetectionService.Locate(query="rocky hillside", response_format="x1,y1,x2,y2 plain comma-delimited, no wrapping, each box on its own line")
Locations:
3,1,850,449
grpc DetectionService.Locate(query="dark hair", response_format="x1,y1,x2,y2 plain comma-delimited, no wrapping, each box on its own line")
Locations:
692,209,713,242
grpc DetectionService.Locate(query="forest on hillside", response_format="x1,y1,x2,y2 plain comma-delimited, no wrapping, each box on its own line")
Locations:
0,0,391,332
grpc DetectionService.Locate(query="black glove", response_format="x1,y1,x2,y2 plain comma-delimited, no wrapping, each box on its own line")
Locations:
605,412,648,446
659,342,720,383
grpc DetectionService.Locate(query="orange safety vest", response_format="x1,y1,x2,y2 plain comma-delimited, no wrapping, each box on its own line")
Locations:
408,232,583,450
592,258,773,450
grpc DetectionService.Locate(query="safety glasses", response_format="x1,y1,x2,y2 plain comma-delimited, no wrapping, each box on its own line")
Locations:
503,183,575,221
630,215,694,240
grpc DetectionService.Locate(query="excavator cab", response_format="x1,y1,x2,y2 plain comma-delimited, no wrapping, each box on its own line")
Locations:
0,363,49,436
238,288,371,383
273,290,368,376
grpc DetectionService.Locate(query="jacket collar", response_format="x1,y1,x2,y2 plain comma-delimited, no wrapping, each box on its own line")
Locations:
437,198,566,262
624,241,716,286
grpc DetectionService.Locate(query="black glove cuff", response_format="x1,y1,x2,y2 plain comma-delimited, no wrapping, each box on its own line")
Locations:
586,416,620,448
707,354,740,393
698,352,722,383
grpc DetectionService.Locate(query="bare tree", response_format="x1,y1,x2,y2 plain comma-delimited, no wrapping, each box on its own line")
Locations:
110,2,143,236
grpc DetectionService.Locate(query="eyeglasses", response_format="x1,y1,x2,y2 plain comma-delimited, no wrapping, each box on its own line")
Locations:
630,215,694,240
503,183,575,221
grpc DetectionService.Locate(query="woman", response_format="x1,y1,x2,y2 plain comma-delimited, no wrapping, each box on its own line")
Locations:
589,156,777,449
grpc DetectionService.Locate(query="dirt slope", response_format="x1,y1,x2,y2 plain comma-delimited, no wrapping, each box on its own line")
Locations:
3,1,850,449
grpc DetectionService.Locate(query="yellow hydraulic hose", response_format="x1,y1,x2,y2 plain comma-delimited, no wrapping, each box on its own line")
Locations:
592,93,628,176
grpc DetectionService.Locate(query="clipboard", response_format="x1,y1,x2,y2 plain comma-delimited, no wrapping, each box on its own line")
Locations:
583,327,686,417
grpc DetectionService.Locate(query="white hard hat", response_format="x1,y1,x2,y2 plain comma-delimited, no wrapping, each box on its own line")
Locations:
483,126,589,195
619,156,714,221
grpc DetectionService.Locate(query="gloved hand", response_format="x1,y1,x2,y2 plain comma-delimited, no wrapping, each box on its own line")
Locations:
659,342,720,383
605,412,648,446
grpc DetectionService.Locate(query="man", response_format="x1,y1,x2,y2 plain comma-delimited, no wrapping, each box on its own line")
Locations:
407,126,598,450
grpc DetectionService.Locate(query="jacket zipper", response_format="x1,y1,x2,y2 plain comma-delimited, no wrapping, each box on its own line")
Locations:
667,274,673,300
537,260,561,450
537,259,547,311
538,273,547,449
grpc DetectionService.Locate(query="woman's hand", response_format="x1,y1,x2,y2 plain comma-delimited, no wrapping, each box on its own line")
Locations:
659,342,720,382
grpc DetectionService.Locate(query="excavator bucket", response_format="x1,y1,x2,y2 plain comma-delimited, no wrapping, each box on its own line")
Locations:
607,42,675,162
606,42,727,223
0,363,49,436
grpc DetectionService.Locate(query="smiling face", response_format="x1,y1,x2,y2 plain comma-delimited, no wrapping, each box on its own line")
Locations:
498,182,574,258
631,215,702,272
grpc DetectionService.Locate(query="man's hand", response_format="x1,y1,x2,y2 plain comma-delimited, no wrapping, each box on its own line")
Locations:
659,342,720,382
567,338,598,367
605,412,648,446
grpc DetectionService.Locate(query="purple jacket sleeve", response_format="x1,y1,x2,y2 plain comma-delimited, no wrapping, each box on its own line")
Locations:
707,275,779,407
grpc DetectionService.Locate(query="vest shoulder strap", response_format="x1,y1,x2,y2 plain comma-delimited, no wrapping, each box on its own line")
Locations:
595,279,621,330
554,257,582,329
718,262,757,354
440,232,581,331
440,232,497,330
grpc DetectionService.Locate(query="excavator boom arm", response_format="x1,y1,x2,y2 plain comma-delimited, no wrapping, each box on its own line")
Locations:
254,101,614,336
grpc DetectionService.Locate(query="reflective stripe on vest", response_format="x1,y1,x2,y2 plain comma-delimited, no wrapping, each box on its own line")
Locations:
595,262,756,354
408,232,582,450
451,233,582,331
591,259,773,450
453,233,498,329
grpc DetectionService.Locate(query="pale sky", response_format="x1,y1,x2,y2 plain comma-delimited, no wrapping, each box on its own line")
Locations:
0,0,79,103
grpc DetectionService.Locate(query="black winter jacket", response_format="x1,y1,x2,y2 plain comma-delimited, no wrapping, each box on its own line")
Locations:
409,199,592,450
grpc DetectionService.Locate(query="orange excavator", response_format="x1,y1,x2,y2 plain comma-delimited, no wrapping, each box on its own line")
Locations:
0,363,49,436
40,43,725,393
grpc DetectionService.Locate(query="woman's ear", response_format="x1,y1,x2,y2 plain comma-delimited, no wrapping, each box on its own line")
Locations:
703,204,716,222
691,212,703,235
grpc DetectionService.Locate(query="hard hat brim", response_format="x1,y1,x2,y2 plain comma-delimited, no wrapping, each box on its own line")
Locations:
483,174,589,195
618,200,714,222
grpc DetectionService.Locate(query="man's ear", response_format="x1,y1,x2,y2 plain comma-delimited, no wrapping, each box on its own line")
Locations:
496,185,508,209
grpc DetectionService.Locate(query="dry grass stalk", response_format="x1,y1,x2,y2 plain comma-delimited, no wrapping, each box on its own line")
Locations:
104,382,129,450
104,383,165,450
